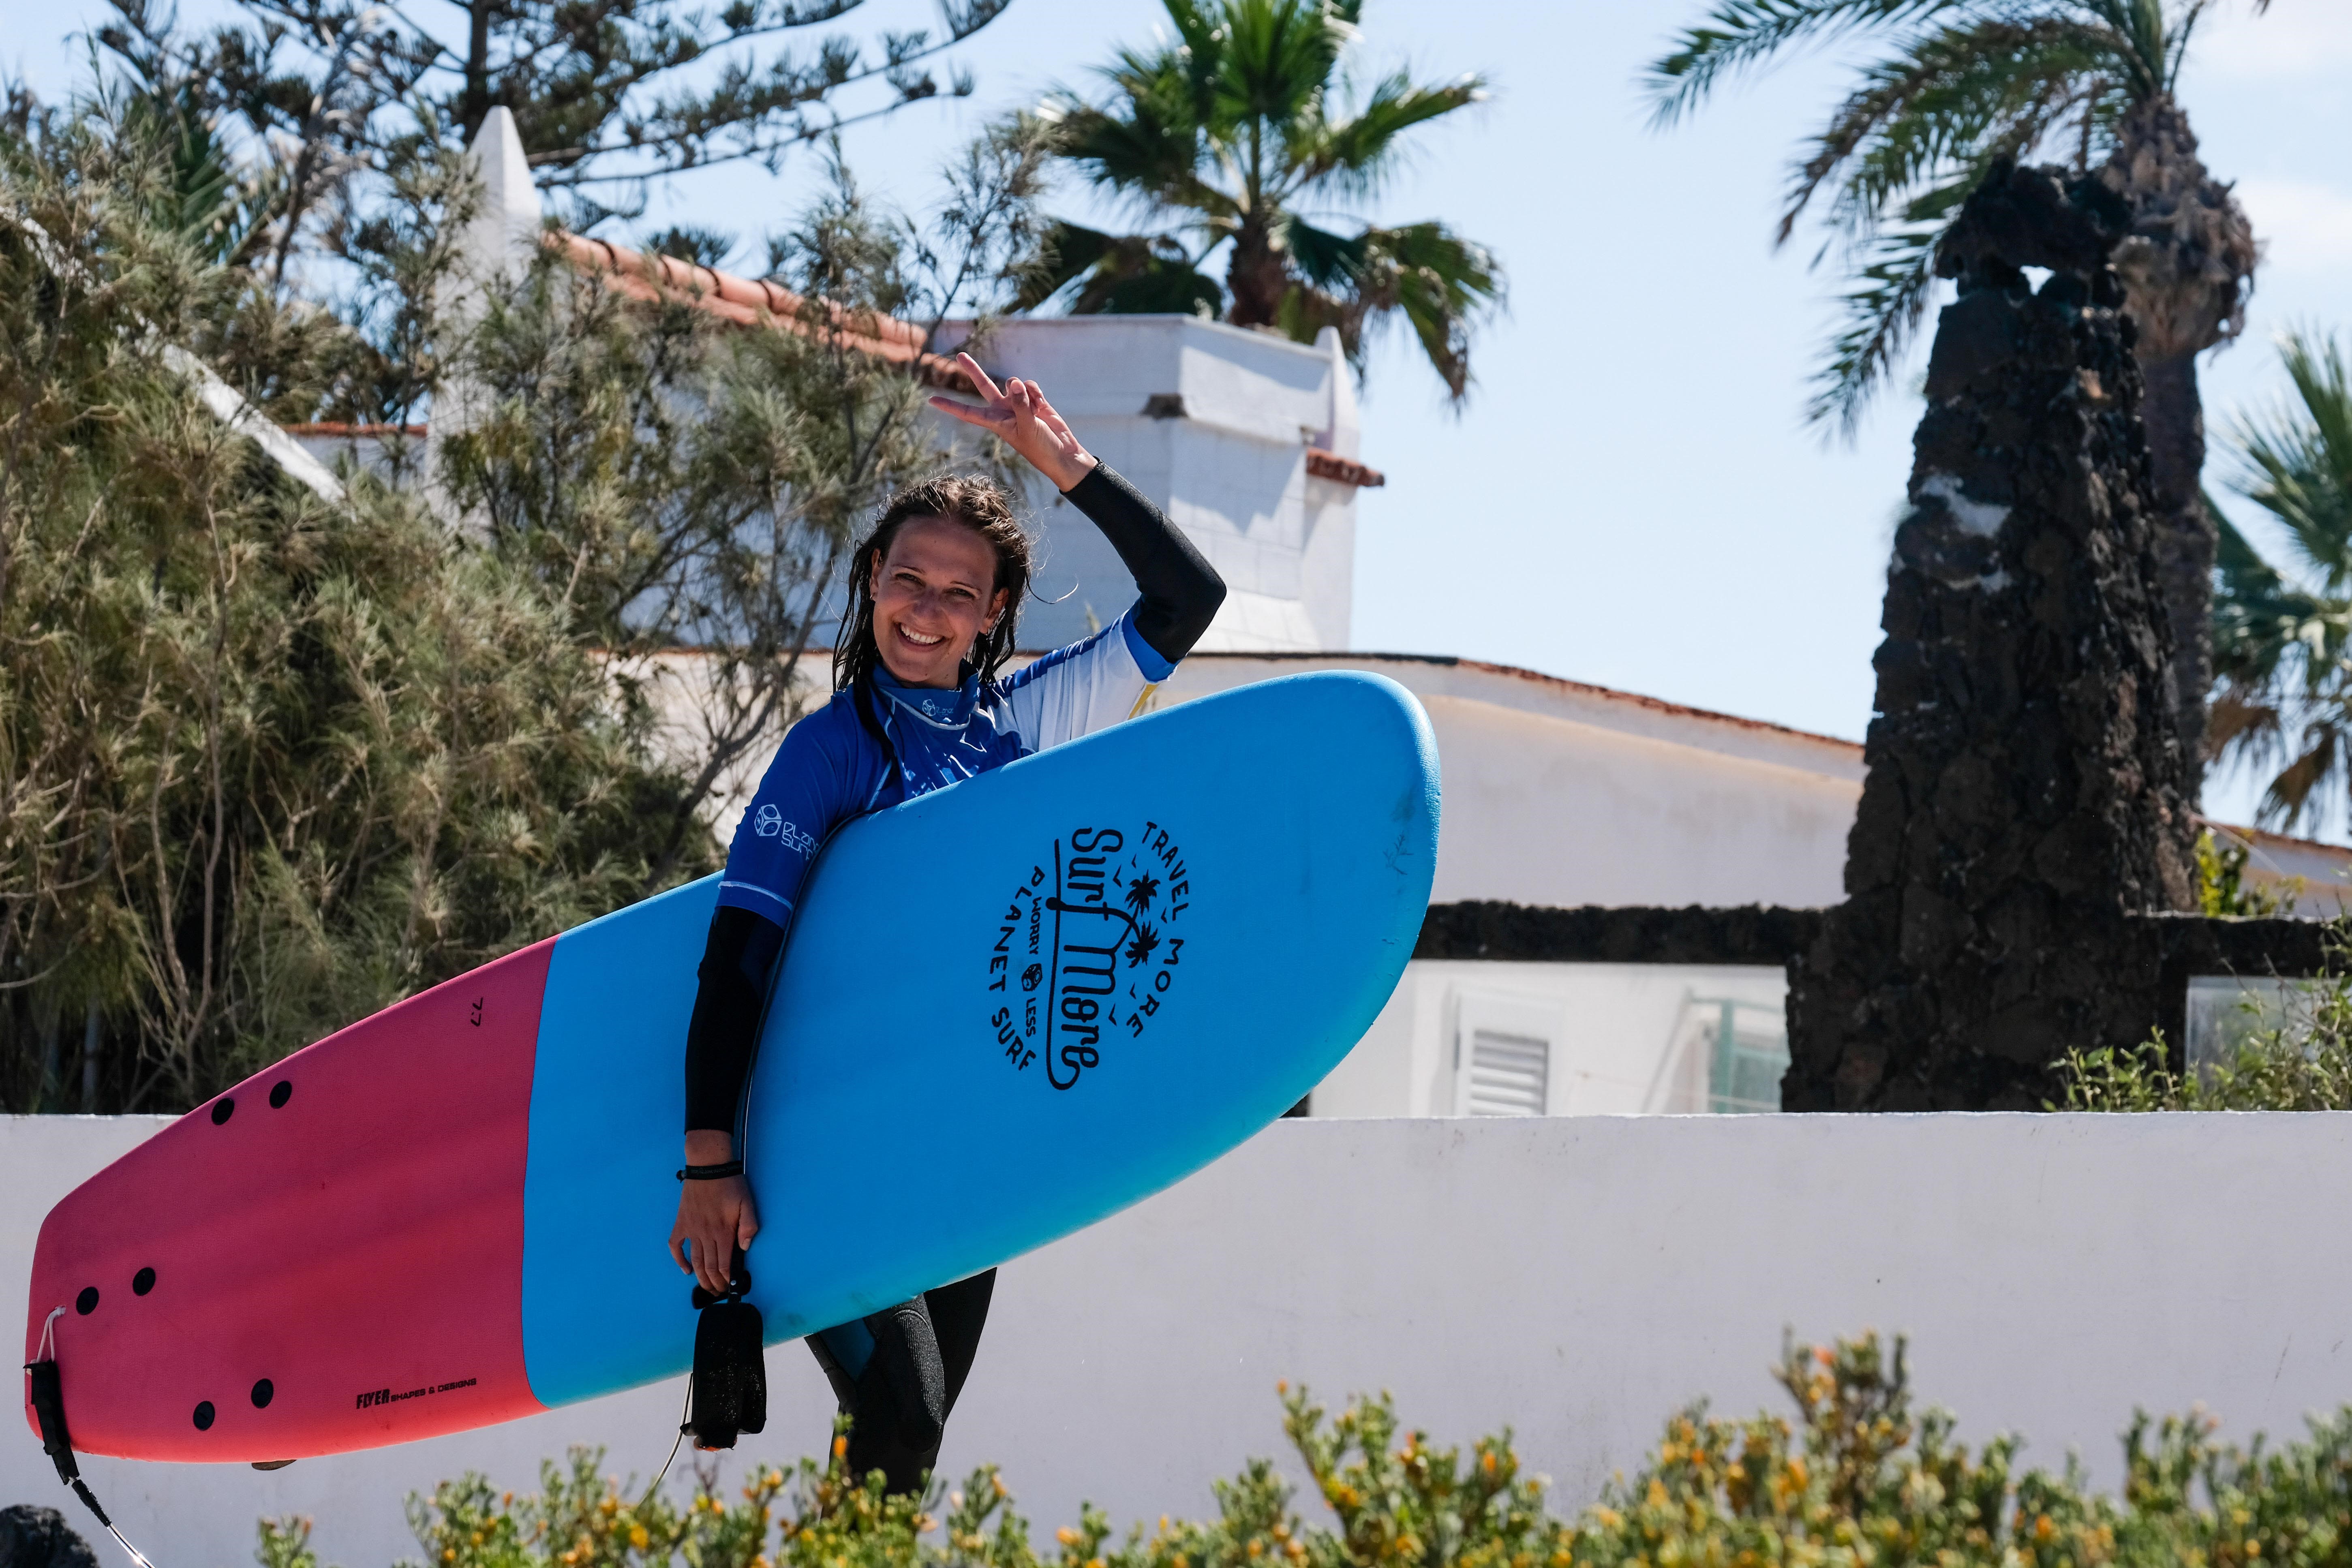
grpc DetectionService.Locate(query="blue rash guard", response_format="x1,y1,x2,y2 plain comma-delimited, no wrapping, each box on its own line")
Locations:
682,460,1225,1136
714,609,1177,930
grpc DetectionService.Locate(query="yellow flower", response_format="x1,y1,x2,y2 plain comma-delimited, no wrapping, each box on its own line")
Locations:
2035,1517,2054,1544
834,1436,850,1460
629,1525,650,1550
1482,1452,1498,1477
1059,1528,1083,1547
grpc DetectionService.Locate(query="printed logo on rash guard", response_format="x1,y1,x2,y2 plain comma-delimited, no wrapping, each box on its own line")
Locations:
751,804,818,856
985,821,1191,1089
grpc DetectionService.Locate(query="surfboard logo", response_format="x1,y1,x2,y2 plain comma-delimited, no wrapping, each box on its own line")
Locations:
988,821,1190,1090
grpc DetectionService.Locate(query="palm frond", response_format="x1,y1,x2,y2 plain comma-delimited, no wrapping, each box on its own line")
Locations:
1286,68,1485,203
1017,219,1222,316
2230,330,2352,595
1805,188,1952,434
1799,19,2118,246
1213,0,1350,142
1645,0,1960,128
2213,330,2352,830
1319,219,1504,403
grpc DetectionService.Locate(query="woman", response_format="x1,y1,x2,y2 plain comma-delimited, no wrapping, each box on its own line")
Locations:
667,351,1225,1493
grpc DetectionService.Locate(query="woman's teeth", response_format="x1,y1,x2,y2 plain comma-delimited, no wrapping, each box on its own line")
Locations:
898,626,944,647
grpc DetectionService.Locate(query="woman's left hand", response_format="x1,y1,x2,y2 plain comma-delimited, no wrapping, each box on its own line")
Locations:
929,352,1097,492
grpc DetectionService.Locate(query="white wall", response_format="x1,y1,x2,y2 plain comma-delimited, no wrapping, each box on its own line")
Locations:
12,1113,2352,1568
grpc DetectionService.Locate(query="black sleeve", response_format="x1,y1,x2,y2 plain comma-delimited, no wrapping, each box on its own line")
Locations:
683,904,787,1135
1061,462,1226,665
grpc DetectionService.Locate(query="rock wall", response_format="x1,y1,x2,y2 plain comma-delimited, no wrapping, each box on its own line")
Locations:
1786,160,2196,1111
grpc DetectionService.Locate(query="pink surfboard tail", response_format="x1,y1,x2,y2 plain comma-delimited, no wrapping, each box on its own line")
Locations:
23,941,556,1461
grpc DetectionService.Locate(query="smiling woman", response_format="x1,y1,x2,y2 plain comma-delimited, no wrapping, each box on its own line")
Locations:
666,351,1226,1492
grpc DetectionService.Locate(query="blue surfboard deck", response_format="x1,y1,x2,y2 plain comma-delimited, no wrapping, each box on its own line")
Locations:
518,670,1438,1409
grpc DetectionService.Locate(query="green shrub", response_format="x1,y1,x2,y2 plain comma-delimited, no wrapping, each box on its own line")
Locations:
259,1335,2352,1568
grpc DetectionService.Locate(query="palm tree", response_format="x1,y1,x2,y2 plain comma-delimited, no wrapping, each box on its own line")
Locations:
2209,330,2352,830
1023,0,1504,401
1649,1,2263,777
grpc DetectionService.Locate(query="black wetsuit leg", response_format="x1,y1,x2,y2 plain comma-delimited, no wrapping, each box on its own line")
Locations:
806,1269,996,1496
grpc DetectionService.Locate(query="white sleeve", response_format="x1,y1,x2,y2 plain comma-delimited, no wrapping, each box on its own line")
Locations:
999,608,1176,753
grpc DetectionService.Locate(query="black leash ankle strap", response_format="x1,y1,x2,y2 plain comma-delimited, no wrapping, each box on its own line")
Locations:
25,1308,160,1568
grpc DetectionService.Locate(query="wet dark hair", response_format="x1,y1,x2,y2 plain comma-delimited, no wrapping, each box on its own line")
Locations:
833,474,1033,692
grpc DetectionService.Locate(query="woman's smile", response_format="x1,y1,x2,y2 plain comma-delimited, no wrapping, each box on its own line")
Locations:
870,513,1010,688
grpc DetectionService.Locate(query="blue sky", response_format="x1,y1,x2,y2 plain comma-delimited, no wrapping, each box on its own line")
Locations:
9,0,2352,831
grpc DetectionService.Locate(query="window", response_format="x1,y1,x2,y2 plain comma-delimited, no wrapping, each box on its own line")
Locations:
1679,995,1787,1113
1451,988,1563,1116
1463,1030,1550,1117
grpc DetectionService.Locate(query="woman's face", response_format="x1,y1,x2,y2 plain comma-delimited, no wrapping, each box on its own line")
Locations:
871,514,1010,689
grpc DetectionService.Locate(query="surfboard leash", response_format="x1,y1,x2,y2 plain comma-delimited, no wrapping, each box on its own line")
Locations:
24,1305,163,1568
640,1379,693,1508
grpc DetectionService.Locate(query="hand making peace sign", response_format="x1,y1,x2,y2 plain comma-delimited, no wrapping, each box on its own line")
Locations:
929,351,1100,494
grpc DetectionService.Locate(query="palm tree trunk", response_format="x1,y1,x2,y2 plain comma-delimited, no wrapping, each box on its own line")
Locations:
2140,353,2213,780
2102,96,2258,793
1225,223,1288,329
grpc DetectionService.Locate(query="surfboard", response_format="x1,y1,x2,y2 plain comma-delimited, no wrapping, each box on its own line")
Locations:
23,670,1439,1463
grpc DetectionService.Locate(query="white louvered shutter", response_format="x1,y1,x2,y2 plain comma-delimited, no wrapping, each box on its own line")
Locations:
1464,1030,1549,1117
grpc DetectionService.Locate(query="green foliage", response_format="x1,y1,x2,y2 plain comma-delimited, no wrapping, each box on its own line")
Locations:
2055,917,2352,1110
1646,1,2257,432
1027,0,1503,402
2193,830,2298,918
2210,329,2352,830
0,112,711,1111
91,0,1016,257
258,1336,2352,1568
2055,1018,2352,1112
258,1438,1041,1568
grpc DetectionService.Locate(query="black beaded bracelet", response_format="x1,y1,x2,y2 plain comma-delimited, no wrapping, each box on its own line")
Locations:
677,1159,744,1181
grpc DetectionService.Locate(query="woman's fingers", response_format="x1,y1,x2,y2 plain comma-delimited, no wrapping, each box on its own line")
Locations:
954,352,1005,405
668,1229,691,1274
698,1225,728,1292
1035,399,1077,448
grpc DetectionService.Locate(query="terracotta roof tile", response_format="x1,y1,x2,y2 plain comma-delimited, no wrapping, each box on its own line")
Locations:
1305,449,1385,488
551,231,976,392
551,233,1386,488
